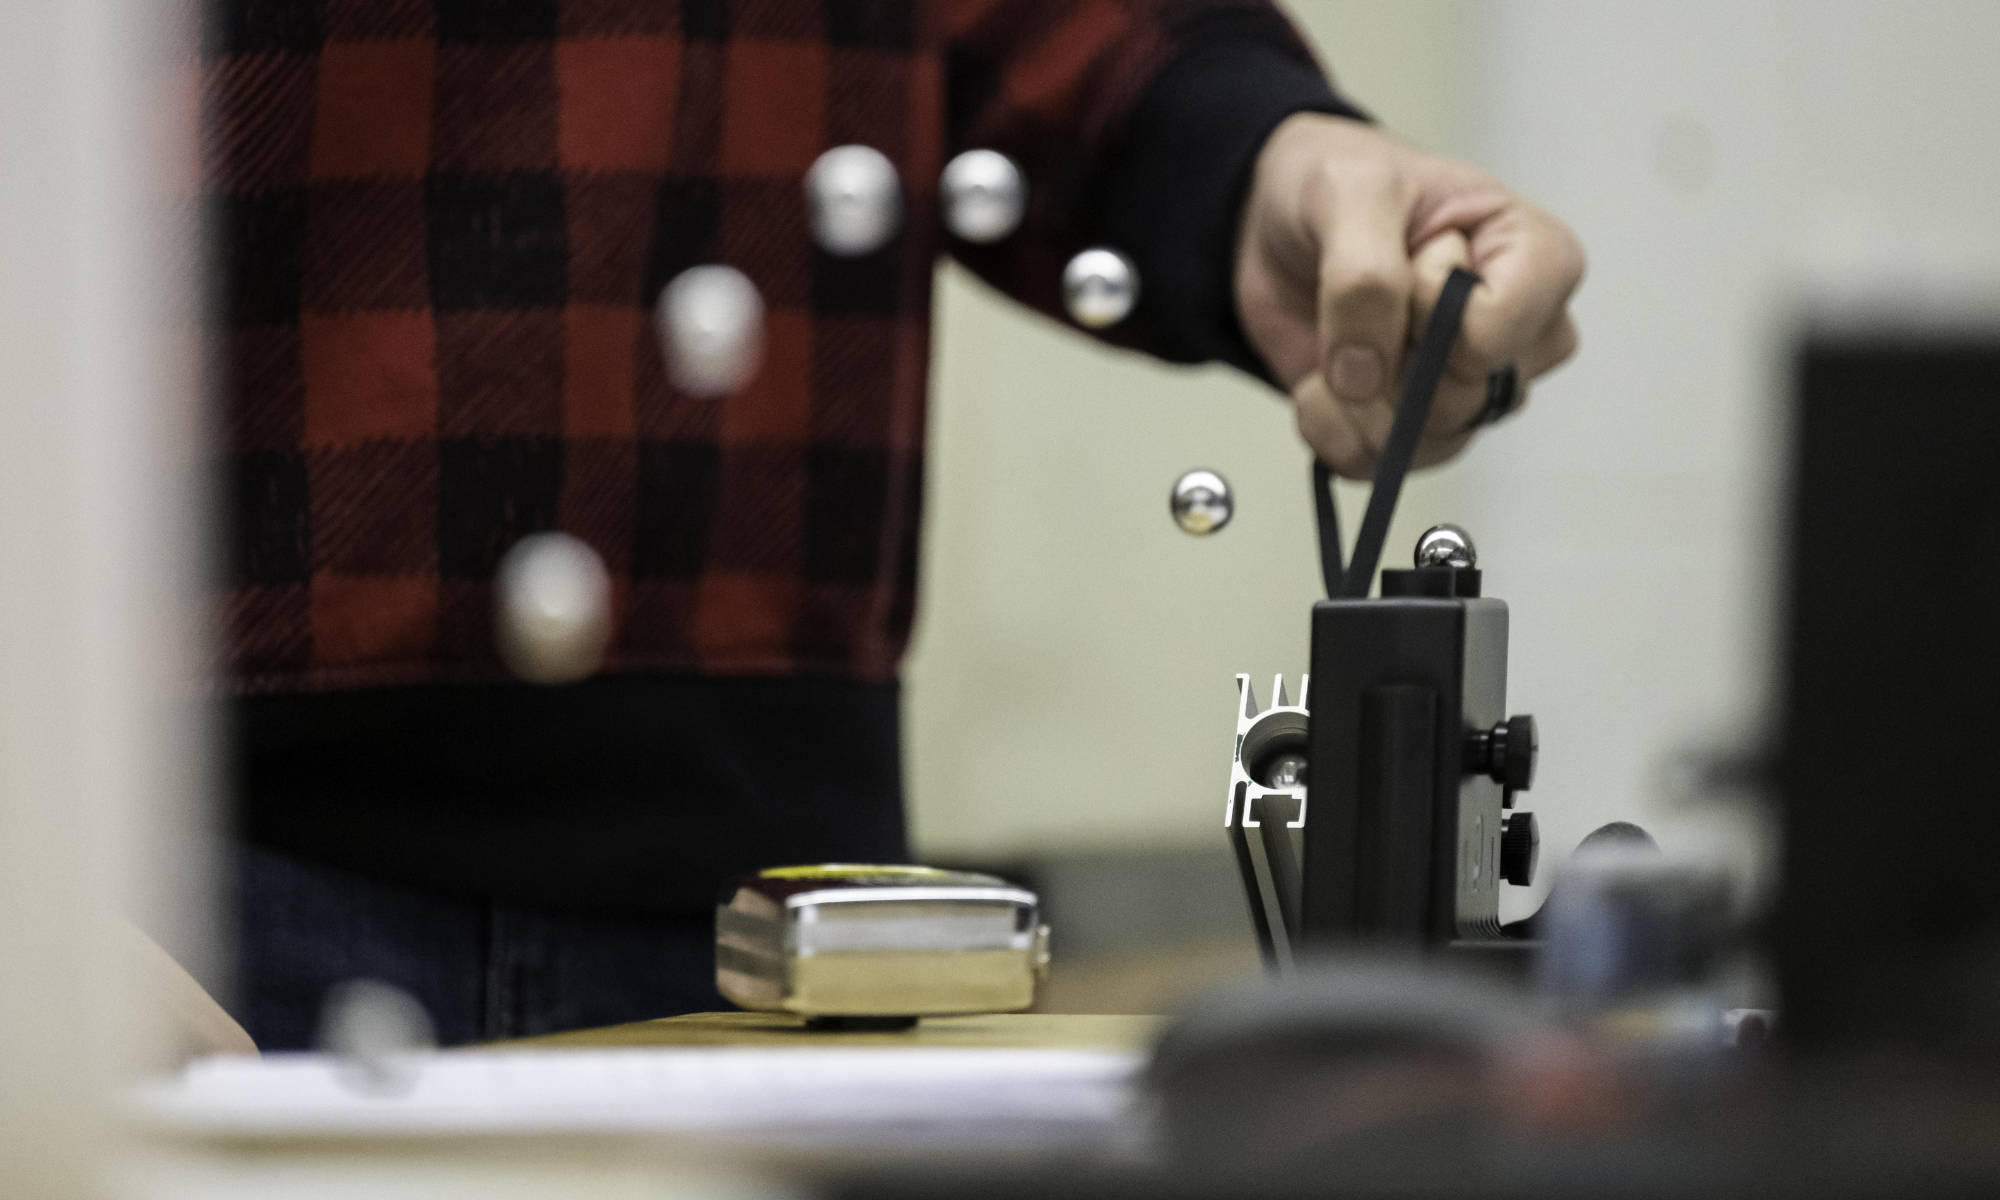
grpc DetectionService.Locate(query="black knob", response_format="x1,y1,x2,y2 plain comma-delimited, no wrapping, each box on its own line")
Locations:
1488,714,1537,792
1501,811,1539,886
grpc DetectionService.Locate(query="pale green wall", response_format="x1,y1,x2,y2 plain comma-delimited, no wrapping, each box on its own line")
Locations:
904,4,1469,859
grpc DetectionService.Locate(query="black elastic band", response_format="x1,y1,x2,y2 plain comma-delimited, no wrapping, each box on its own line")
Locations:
1315,266,1482,599
1312,458,1342,599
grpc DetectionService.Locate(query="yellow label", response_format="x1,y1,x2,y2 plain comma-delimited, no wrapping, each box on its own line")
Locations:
757,864,958,882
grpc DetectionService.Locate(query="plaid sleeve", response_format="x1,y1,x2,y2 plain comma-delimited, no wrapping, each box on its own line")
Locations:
940,0,1362,381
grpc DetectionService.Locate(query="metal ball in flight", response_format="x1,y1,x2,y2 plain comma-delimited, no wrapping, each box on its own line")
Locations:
495,532,614,685
806,144,903,257
1170,469,1234,536
1063,247,1139,329
939,149,1026,244
1414,523,1478,569
656,264,765,397
316,979,436,1095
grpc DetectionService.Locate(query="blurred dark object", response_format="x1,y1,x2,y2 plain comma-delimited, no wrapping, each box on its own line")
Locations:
1502,820,1660,940
1538,845,1733,1043
1302,553,1533,947
1148,957,1552,1180
1774,332,2000,1061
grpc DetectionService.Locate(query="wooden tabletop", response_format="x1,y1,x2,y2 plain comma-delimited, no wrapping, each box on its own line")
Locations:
510,1010,1161,1051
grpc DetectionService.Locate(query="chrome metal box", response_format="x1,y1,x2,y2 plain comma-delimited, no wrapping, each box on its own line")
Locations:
716,865,1051,1021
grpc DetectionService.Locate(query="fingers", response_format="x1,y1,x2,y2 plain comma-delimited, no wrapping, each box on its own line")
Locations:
1455,202,1586,380
1407,230,1488,434
1519,312,1580,380
1293,373,1380,480
1409,229,1473,340
1311,162,1415,413
1409,221,1577,438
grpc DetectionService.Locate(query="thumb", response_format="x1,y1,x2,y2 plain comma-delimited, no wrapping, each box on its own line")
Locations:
1314,167,1415,409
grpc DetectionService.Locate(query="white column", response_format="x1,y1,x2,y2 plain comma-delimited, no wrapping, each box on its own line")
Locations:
0,0,205,1190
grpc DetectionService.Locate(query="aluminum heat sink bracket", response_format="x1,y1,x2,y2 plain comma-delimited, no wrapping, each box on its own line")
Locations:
1226,673,1311,972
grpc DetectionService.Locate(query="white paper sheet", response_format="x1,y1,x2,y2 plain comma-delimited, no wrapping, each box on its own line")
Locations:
134,1046,1145,1149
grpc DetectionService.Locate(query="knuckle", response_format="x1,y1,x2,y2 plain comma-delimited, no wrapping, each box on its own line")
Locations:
1554,322,1581,363
1329,262,1411,316
1333,156,1400,198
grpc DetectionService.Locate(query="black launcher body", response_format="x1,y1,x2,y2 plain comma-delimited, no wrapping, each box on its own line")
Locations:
1302,559,1537,948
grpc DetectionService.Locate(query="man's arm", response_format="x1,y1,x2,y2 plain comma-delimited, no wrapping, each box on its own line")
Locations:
1234,113,1584,478
940,1,1583,477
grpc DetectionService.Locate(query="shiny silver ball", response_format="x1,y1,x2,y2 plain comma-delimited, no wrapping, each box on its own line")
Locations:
1414,523,1478,569
1170,468,1234,536
939,149,1026,244
495,532,613,685
656,265,764,396
806,144,903,256
1063,247,1139,329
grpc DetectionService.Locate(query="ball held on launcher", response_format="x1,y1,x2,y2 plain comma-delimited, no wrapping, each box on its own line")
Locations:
1063,247,1138,329
1170,468,1234,536
807,144,903,257
656,265,764,397
495,532,613,685
939,149,1026,244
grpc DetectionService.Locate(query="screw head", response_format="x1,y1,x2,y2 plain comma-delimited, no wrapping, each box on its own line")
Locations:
1501,811,1540,886
1496,713,1538,792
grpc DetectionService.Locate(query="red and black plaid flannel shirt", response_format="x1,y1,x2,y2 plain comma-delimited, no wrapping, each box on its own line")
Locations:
207,0,1344,695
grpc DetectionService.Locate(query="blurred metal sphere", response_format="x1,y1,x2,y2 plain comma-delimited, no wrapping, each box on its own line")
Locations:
656,265,764,396
939,149,1026,244
1414,523,1477,569
316,979,436,1095
806,144,903,256
1062,247,1139,329
495,532,613,685
1170,468,1234,536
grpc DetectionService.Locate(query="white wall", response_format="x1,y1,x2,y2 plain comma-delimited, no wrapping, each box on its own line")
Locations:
1456,0,2000,908
910,0,2000,917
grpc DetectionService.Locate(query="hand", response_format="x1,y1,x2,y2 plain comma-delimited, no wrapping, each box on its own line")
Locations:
1234,114,1585,479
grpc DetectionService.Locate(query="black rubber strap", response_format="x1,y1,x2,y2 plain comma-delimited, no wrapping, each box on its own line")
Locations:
1312,458,1343,599
1316,266,1482,599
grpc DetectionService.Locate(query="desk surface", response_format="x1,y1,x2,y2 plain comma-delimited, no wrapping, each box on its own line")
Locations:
514,1010,1161,1051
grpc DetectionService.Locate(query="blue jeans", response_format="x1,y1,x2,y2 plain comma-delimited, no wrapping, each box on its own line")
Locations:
232,844,725,1050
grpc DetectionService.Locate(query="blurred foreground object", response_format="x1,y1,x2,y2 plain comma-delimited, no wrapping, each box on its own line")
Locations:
717,866,1050,1028
807,144,903,257
1539,844,1734,1048
1168,469,1234,535
315,979,437,1095
1,0,206,1189
939,149,1026,244
1062,248,1138,329
495,533,613,684
1150,959,1569,1174
656,265,765,396
121,921,256,1071
1774,329,2000,1062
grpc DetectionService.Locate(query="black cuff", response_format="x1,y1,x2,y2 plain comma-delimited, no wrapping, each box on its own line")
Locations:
1090,31,1364,385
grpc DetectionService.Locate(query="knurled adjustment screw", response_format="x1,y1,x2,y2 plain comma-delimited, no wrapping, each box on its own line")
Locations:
1485,713,1537,792
1501,811,1539,886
